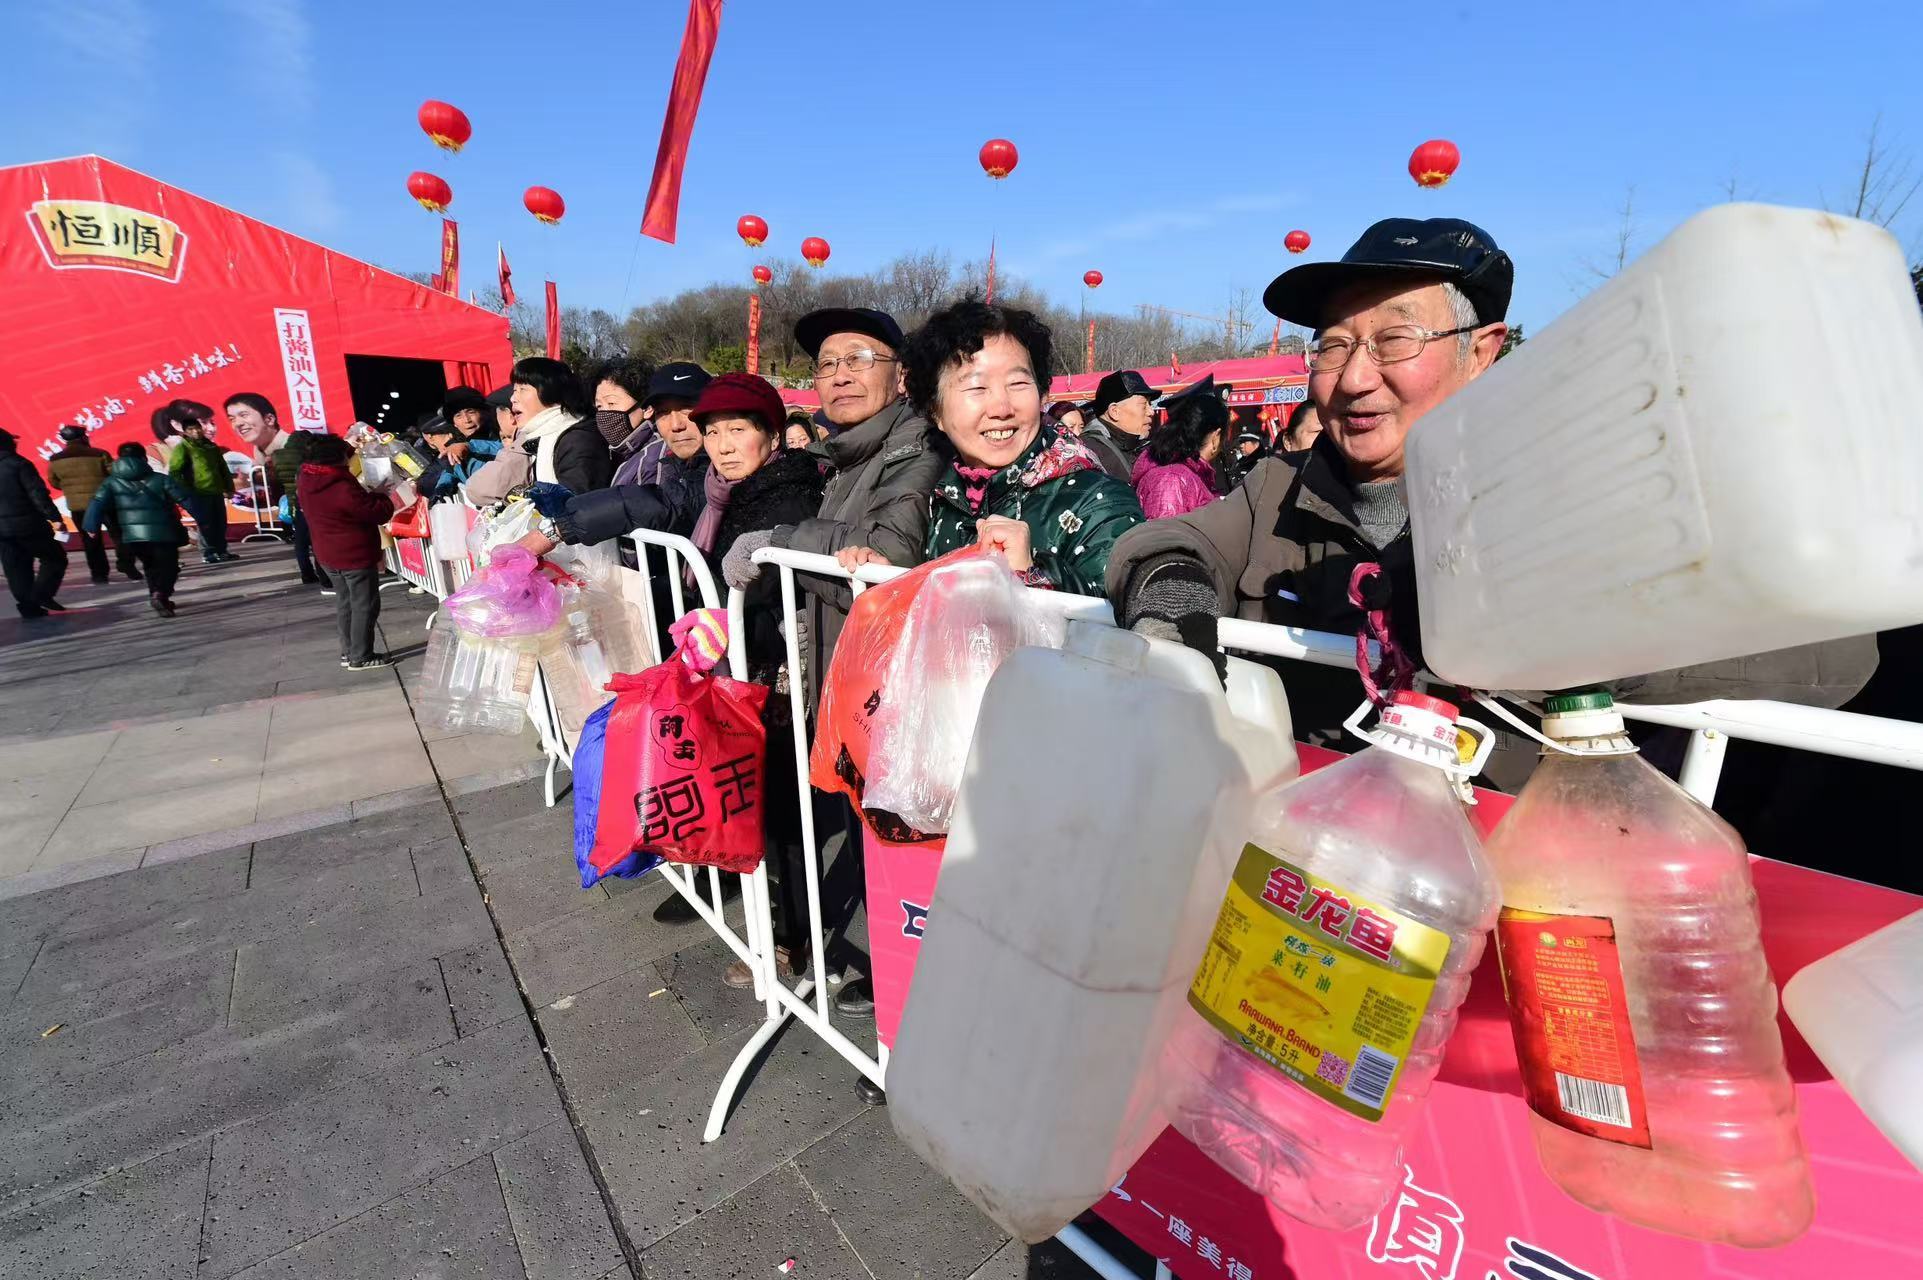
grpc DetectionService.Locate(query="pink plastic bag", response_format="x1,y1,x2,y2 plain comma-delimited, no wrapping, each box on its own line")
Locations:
443,545,563,638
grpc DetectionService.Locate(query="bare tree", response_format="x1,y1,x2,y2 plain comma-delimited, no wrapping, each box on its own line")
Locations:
1826,112,1922,229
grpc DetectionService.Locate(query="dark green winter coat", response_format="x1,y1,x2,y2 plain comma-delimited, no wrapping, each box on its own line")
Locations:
169,436,234,496
925,422,1145,598
82,456,194,545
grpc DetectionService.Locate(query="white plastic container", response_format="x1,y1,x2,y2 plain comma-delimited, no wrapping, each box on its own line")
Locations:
1783,908,1923,1171
1406,203,1923,691
429,502,471,561
888,624,1297,1243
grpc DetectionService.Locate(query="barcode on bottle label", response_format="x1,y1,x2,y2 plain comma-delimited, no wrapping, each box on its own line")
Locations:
1554,1071,1632,1128
1343,1044,1400,1109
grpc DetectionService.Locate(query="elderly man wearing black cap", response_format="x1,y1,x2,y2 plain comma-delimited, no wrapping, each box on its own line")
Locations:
1080,369,1156,483
1104,216,1513,741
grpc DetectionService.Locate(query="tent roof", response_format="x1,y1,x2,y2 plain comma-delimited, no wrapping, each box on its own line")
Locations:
1049,353,1306,399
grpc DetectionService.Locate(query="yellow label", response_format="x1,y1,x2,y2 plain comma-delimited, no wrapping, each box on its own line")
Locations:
30,200,187,281
1187,843,1451,1123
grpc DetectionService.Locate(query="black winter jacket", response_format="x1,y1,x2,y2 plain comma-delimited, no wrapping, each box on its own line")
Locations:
558,451,709,546
82,456,194,544
705,450,825,684
0,451,63,538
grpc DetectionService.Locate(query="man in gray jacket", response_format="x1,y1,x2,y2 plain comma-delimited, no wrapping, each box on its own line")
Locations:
1079,369,1156,484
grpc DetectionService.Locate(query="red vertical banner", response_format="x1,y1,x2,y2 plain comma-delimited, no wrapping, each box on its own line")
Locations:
745,291,762,377
438,219,459,296
985,236,997,305
1267,317,1282,357
497,242,516,307
545,280,560,359
1085,318,1096,374
640,0,725,244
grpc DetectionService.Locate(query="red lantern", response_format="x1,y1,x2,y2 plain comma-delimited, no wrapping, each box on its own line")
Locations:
1284,229,1311,254
406,171,452,213
737,214,767,247
978,138,1019,180
801,237,830,268
417,101,472,153
523,186,566,225
1083,270,1104,289
1408,139,1460,189
752,264,773,285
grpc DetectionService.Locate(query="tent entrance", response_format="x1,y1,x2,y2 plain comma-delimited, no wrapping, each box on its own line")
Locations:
346,354,449,434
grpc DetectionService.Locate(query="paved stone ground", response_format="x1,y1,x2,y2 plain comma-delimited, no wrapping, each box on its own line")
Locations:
0,547,1155,1279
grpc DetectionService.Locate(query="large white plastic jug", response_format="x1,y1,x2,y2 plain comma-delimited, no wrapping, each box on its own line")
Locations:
888,624,1297,1243
1783,908,1923,1171
1407,203,1923,691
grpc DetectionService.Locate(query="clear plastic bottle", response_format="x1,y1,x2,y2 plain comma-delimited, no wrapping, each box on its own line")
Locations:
1484,691,1814,1247
1165,691,1499,1231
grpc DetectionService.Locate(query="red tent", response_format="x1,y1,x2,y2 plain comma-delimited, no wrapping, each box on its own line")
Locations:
0,155,511,469
1050,353,1308,408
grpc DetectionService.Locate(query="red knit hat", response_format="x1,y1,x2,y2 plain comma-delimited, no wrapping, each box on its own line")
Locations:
691,373,786,436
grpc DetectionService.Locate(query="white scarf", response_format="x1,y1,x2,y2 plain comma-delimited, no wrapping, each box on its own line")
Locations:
514,405,581,484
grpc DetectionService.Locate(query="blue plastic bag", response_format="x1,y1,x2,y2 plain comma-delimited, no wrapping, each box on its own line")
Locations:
572,699,663,889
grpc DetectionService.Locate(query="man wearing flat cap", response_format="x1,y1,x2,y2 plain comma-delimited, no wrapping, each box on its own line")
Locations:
1105,217,1875,748
1080,368,1156,483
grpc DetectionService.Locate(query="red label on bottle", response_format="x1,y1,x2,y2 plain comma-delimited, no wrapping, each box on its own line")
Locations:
1496,908,1652,1148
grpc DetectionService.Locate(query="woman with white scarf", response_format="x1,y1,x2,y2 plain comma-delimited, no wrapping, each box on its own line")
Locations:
507,357,612,496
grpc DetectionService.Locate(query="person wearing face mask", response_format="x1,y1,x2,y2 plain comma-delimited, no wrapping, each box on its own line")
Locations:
536,363,715,550
1078,369,1157,484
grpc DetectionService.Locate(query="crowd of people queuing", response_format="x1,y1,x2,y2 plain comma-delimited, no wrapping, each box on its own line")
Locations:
1,213,1900,1071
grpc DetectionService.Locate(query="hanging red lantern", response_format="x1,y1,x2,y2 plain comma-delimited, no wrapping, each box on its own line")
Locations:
406,171,452,213
978,138,1019,179
801,236,830,268
1083,270,1104,289
1284,229,1311,254
1408,139,1461,189
523,186,566,225
752,264,773,285
737,214,767,247
417,101,472,153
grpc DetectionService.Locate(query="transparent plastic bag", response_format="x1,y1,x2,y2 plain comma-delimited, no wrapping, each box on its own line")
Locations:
443,545,562,638
537,577,657,736
470,498,543,559
417,619,533,736
863,554,1065,833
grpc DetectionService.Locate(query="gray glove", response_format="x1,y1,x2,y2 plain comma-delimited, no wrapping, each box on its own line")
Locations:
1123,553,1225,680
722,529,775,591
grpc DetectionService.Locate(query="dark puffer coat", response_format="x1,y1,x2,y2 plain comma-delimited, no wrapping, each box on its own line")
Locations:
702,449,826,684
81,456,194,544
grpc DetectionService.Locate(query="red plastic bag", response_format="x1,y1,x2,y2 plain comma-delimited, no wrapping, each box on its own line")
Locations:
591,657,771,874
809,548,987,845
385,496,430,539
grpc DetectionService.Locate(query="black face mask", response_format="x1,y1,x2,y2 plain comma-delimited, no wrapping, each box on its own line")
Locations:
595,408,636,446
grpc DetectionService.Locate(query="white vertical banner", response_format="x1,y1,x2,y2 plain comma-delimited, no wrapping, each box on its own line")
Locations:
273,307,329,431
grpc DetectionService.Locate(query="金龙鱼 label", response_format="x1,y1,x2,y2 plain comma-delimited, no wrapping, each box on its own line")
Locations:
1186,844,1451,1123
1496,908,1651,1148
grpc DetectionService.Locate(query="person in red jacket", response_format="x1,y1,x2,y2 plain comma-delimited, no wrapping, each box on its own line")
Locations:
297,434,397,670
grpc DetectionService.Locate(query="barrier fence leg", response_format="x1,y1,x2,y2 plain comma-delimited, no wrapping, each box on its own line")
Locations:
1678,727,1728,806
1054,1223,1148,1280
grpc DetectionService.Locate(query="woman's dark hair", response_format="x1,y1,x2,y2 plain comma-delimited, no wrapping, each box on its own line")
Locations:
222,391,278,422
116,441,146,461
1147,392,1229,466
150,406,180,442
510,357,590,417
1286,398,1316,431
153,399,214,438
901,301,1055,424
591,356,653,403
305,433,352,465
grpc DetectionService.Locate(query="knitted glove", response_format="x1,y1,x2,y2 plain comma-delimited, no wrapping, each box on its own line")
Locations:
670,608,729,671
722,529,774,591
1122,553,1225,681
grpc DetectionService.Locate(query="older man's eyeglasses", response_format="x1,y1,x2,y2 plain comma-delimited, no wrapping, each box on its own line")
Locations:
1308,324,1480,373
813,349,898,378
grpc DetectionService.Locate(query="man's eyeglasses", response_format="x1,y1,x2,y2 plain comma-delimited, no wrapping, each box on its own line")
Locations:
1308,324,1480,373
813,349,898,378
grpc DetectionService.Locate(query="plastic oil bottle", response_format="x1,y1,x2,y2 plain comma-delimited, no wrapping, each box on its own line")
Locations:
1484,691,1814,1247
1164,690,1499,1231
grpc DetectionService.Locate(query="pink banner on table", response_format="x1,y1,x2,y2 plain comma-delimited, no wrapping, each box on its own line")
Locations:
869,743,1923,1279
397,537,427,578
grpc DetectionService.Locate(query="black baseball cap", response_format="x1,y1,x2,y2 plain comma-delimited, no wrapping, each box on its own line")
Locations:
1159,373,1218,408
1263,217,1513,329
794,307,905,361
484,385,513,410
645,362,712,407
1091,369,1155,415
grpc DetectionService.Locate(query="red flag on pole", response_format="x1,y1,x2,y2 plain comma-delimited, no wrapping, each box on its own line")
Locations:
1267,318,1282,358
640,0,724,243
746,292,762,377
497,242,516,308
1085,317,1096,375
985,236,997,306
545,281,561,359
438,219,460,296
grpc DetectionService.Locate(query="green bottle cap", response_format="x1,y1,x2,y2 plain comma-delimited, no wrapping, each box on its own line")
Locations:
1544,690,1615,715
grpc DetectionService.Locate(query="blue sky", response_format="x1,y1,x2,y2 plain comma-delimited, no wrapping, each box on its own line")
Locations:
6,0,1920,338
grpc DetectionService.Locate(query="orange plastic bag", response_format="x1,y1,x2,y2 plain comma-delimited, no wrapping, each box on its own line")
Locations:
809,548,986,845
385,496,430,539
